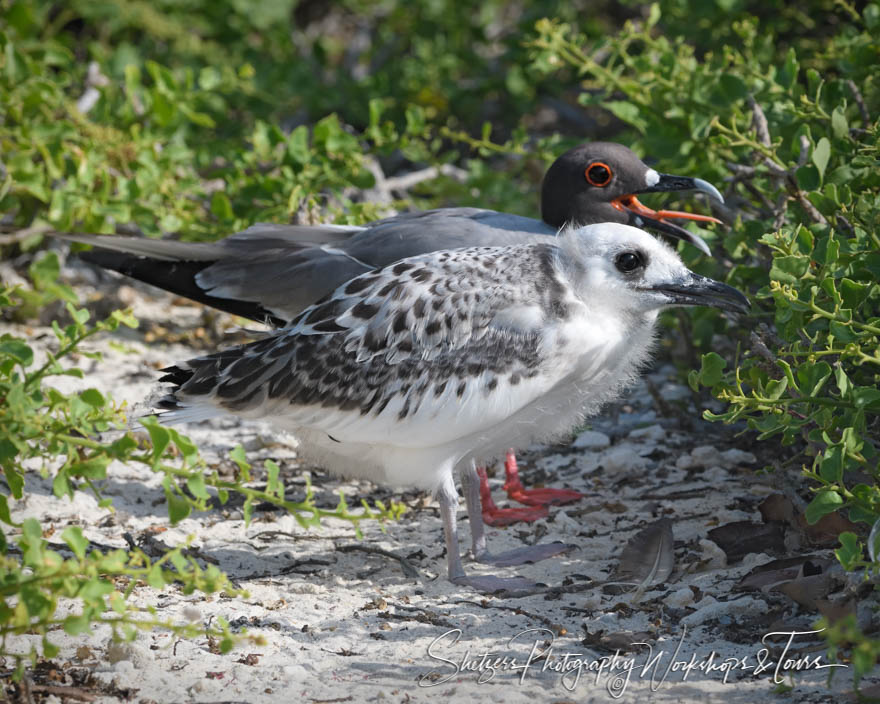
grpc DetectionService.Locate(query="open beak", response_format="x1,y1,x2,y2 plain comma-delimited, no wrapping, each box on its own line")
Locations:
649,273,750,314
612,174,725,257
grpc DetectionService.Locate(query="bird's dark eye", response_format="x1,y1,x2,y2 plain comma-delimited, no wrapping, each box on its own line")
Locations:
585,162,613,187
615,251,644,273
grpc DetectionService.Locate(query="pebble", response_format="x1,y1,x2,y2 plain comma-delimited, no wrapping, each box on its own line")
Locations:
550,509,581,535
681,596,765,626
720,448,757,466
663,587,696,609
572,430,611,450
699,539,727,569
690,445,723,467
677,446,757,471
601,445,651,473
113,660,135,676
627,423,666,444
659,382,691,401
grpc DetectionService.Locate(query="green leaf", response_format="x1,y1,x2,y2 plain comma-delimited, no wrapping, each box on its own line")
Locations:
820,445,844,483
68,456,110,480
210,192,233,220
805,490,844,524
797,361,831,397
831,107,848,140
764,377,788,400
146,563,165,589
811,137,831,180
780,47,799,91
151,89,175,125
229,444,250,473
166,488,191,524
265,459,282,499
168,428,199,464
770,255,810,284
63,613,92,636
0,339,34,366
834,365,852,396
603,101,648,133
62,525,89,560
287,125,310,164
186,472,209,500
834,531,861,570
53,468,72,500
695,352,726,388
716,74,748,101
29,251,60,289
144,420,171,461
853,388,880,410
795,164,820,192
80,388,104,407
0,494,14,527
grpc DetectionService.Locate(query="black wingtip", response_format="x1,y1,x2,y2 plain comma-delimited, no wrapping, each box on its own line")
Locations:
158,365,193,387
77,249,289,328
155,395,184,411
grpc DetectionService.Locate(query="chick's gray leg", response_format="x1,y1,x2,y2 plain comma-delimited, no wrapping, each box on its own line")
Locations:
462,461,576,568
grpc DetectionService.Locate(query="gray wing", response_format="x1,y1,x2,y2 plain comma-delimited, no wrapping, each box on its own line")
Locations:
162,242,570,434
197,209,556,319
66,209,556,323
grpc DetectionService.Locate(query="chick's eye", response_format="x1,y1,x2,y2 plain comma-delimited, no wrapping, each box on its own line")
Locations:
615,251,644,273
585,162,612,187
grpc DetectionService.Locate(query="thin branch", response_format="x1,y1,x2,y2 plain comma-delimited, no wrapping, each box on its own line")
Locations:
335,543,420,578
847,79,870,126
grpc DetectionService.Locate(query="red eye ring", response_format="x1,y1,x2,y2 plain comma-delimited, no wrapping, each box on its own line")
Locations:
585,162,613,187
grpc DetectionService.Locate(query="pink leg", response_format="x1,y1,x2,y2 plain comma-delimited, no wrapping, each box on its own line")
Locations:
503,451,584,507
477,466,548,527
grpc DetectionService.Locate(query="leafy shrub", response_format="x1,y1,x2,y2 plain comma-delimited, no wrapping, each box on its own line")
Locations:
529,1,879,684
0,256,403,674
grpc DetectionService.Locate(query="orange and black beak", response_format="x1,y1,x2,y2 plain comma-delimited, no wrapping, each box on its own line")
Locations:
612,175,723,256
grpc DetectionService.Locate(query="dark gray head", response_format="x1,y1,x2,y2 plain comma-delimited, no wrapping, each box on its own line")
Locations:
540,142,723,256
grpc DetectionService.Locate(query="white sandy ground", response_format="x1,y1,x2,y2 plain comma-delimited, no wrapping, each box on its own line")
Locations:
2,266,878,703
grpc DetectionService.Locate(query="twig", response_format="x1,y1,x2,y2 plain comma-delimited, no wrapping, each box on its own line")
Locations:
250,530,354,542
0,223,54,246
794,191,828,225
643,376,692,430
772,192,789,230
748,97,788,177
749,95,772,148
796,135,810,169
362,161,469,206
335,544,420,578
847,79,870,126
384,164,468,192
749,330,777,365
19,677,36,704
378,604,456,629
240,557,334,580
76,62,110,115
28,685,97,702
452,599,567,634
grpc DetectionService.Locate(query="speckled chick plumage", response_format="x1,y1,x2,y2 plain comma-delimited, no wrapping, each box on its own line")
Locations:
157,223,692,494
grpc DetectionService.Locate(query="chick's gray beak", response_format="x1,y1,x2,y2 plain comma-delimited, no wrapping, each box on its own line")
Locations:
651,273,750,314
638,174,724,203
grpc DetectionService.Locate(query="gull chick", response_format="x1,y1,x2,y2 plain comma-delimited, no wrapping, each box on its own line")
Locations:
156,223,748,593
